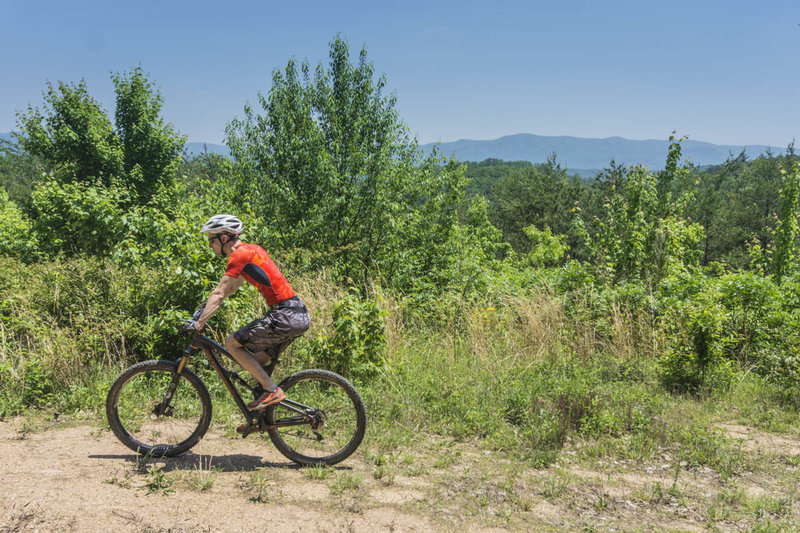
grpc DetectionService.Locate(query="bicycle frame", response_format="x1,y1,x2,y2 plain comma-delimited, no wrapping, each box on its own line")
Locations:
174,333,321,432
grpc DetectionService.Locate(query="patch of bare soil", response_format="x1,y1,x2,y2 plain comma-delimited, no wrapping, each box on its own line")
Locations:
718,423,800,456
0,419,435,533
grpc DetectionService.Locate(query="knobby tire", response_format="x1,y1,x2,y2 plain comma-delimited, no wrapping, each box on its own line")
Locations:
265,369,367,466
106,360,212,457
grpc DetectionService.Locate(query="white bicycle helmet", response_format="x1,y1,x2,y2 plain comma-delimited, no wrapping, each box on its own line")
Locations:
201,214,243,235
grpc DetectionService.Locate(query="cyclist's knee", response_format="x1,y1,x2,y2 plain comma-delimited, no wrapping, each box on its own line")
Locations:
225,334,241,351
252,350,271,366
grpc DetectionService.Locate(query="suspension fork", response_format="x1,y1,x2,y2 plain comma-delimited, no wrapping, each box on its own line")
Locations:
154,348,194,416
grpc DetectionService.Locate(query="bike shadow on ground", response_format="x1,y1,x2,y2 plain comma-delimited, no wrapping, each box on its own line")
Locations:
88,452,354,473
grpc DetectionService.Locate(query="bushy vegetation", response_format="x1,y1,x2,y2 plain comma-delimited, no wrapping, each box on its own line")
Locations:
2,36,800,472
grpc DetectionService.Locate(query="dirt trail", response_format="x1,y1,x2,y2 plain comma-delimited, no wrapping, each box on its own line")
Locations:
3,418,800,532
0,419,437,533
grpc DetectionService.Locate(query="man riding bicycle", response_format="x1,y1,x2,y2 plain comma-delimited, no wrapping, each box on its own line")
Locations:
183,214,310,416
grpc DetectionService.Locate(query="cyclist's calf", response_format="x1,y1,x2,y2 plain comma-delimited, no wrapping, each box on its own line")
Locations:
225,335,277,390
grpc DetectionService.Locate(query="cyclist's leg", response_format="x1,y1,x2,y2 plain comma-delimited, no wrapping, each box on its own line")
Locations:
231,304,310,396
225,334,279,391
251,349,271,367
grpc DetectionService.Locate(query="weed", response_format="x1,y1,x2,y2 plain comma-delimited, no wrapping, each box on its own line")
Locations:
405,464,427,477
594,494,610,510
747,494,793,520
365,451,390,466
667,482,684,502
433,450,460,469
304,463,333,480
477,493,490,508
529,449,560,469
331,473,362,495
648,481,664,503
717,486,746,506
706,487,745,523
373,463,396,485
245,470,276,503
134,447,158,474
14,419,34,440
541,471,570,499
185,457,219,492
142,465,173,495
501,478,534,512
750,518,800,533
104,472,132,489
400,453,415,466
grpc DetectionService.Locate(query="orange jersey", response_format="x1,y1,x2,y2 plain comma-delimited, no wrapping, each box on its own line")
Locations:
224,243,295,306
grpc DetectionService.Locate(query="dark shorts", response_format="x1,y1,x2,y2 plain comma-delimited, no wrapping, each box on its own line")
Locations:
233,297,310,358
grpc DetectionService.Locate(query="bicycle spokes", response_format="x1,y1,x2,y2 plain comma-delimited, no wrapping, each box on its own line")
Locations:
265,370,366,464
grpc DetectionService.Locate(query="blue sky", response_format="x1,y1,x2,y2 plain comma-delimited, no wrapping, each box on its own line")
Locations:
1,0,798,147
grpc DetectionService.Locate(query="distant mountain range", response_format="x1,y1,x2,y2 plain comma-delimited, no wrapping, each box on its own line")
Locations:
185,142,230,156
421,134,788,173
3,132,789,172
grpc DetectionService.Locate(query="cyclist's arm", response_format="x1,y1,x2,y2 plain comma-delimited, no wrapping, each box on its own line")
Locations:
196,275,244,329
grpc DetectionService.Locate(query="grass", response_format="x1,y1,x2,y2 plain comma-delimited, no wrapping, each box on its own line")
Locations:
330,473,362,495
541,471,571,499
243,469,277,503
303,463,333,480
183,457,220,491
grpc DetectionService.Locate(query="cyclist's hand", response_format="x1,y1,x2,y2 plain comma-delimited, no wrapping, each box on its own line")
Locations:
182,319,202,334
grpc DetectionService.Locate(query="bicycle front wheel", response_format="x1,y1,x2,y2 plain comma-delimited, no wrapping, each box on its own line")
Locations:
265,369,367,466
106,360,212,457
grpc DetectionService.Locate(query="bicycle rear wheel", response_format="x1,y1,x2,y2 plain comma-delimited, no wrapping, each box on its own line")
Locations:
106,360,212,457
265,369,366,466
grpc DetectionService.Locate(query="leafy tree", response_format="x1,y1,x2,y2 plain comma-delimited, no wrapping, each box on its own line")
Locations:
226,36,465,289
17,80,123,187
0,188,38,259
490,155,586,255
575,139,704,285
180,150,235,194
442,195,514,296
112,67,186,203
14,68,187,258
521,226,568,268
771,157,800,283
463,158,534,198
682,151,747,266
721,153,787,268
16,67,184,206
0,141,40,207
30,180,127,256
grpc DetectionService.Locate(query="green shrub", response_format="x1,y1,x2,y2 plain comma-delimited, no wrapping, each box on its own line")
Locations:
0,188,38,260
20,356,55,407
303,295,386,382
31,179,127,256
0,359,24,416
659,287,729,392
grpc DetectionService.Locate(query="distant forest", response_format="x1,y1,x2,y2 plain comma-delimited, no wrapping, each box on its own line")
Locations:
2,134,797,273
462,150,797,270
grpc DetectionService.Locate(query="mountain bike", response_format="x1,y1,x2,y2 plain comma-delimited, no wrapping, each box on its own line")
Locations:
105,332,367,466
